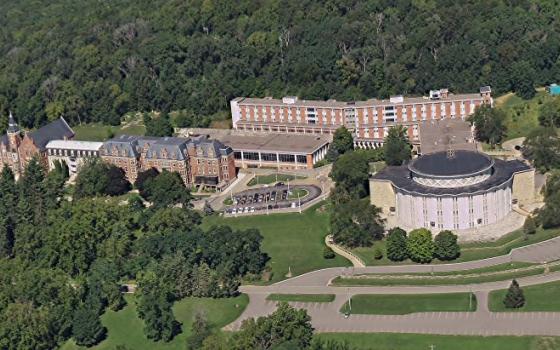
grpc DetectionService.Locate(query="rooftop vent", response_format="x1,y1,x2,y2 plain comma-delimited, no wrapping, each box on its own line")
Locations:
282,96,298,104
390,95,404,103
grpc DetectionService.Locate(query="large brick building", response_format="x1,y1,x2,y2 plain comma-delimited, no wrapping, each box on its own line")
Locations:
99,135,235,190
230,87,493,148
0,113,74,177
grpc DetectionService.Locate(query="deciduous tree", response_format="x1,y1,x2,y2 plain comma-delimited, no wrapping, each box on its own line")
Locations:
406,228,434,263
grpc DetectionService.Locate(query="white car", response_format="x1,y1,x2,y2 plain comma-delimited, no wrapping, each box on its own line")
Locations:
250,207,255,213
244,207,249,213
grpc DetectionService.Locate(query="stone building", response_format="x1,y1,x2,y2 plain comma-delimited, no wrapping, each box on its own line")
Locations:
370,150,534,234
99,135,235,190
0,113,74,177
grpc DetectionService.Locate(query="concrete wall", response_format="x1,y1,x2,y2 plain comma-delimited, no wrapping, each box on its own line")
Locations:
512,169,535,206
369,179,396,214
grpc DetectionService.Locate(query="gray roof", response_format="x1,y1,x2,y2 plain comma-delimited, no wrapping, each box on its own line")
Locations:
372,158,531,196
189,136,232,158
101,135,206,161
100,135,140,158
7,112,20,134
480,86,492,93
143,137,189,161
28,117,74,151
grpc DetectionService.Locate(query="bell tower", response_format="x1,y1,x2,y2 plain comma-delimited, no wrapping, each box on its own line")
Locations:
6,111,21,150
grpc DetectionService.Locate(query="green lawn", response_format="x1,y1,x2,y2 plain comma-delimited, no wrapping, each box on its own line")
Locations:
489,280,560,312
353,227,560,266
247,173,306,186
267,294,335,303
288,188,309,200
202,203,350,284
316,333,560,350
73,122,146,141
340,293,476,315
61,294,248,350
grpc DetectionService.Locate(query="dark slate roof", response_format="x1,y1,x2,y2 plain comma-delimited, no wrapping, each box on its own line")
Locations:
189,136,232,157
7,112,20,133
480,86,492,93
372,158,531,196
408,150,493,178
144,137,189,161
28,117,74,151
100,135,140,158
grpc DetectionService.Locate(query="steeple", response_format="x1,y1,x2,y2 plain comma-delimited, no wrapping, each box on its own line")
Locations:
7,111,20,134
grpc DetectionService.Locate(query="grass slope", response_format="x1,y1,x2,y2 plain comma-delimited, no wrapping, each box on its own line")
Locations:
73,123,146,141
247,173,306,186
61,294,248,350
340,293,476,315
353,227,560,266
203,203,350,284
316,333,560,350
489,280,560,312
267,294,335,303
496,90,548,141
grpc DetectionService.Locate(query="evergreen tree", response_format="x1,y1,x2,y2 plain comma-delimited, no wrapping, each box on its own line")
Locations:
145,112,174,137
406,228,434,263
0,167,17,257
19,157,47,225
386,227,408,261
503,279,525,308
72,306,107,346
187,312,211,350
383,125,411,166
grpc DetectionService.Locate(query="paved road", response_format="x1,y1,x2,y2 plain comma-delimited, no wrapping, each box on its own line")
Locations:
225,235,560,335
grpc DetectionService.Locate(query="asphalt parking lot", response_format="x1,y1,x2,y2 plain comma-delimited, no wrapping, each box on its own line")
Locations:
224,184,321,215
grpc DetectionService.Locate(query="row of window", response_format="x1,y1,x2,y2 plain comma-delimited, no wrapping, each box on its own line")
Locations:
233,151,307,164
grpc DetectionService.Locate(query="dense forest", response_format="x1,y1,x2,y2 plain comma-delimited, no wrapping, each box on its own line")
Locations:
1,0,560,130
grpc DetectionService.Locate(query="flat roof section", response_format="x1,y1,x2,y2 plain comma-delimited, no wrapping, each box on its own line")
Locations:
219,133,331,154
46,140,103,151
418,119,476,155
235,92,483,109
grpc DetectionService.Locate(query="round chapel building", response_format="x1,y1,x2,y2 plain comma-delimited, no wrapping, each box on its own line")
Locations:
370,150,534,233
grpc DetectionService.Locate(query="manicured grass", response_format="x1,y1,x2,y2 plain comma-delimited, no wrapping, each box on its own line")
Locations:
288,188,308,200
247,173,306,186
316,333,559,350
340,293,476,315
61,294,248,350
489,280,560,312
223,198,233,205
267,294,335,303
202,203,351,284
73,122,146,141
353,227,560,266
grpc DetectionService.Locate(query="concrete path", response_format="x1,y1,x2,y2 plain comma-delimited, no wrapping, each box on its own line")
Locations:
226,234,560,335
325,235,365,268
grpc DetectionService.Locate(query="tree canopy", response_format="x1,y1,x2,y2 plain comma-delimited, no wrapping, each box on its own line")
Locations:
1,0,560,131
468,105,507,147
383,125,411,166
